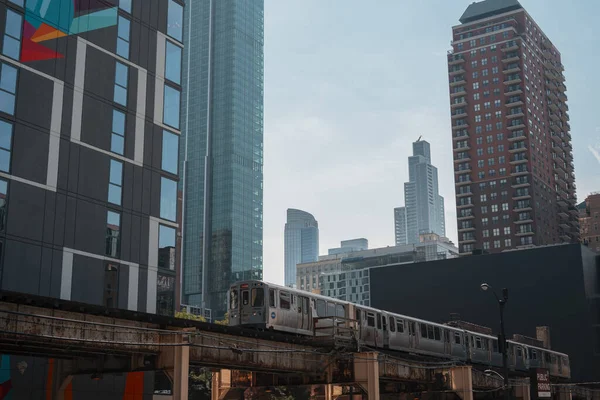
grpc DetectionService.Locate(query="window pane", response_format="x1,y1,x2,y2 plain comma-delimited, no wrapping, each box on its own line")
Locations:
0,120,12,150
160,177,177,221
115,62,128,88
112,109,125,134
163,85,180,129
106,211,121,258
116,38,129,59
111,134,124,155
8,0,24,7
119,0,132,12
2,36,20,60
107,210,120,227
114,86,127,106
0,148,10,172
165,41,181,84
0,178,7,232
5,10,22,39
108,184,122,205
109,159,123,185
161,130,178,174
1,63,17,93
167,0,183,42
0,92,15,115
118,16,130,39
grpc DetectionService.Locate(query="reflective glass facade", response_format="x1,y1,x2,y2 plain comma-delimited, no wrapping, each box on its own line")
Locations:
284,209,319,287
181,0,264,317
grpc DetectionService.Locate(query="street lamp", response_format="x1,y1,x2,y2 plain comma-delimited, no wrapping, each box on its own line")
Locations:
480,283,510,400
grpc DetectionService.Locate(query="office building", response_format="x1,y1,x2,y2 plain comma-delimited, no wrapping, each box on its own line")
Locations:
328,238,368,255
180,1,264,317
395,139,445,245
298,233,458,296
0,0,183,315
579,193,600,253
369,243,599,382
284,209,319,287
449,0,578,254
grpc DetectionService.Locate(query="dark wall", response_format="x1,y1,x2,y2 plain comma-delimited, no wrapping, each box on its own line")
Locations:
370,244,599,382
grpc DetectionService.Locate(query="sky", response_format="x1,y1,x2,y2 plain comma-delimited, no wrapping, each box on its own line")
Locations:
261,0,600,285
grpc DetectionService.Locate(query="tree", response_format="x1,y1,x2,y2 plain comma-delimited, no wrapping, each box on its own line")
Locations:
175,310,207,322
214,312,229,326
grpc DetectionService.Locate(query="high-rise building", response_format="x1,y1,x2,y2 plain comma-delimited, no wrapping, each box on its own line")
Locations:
395,139,445,245
578,193,600,253
180,0,264,317
328,238,368,255
284,209,319,287
0,0,183,315
449,0,578,254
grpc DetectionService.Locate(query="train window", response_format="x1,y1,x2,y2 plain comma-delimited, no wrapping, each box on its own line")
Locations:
316,300,326,316
517,347,523,358
492,340,498,352
454,332,461,344
551,354,556,364
389,317,395,332
530,349,537,360
434,327,441,341
303,297,309,315
410,321,416,336
444,330,450,343
328,302,335,316
376,314,382,329
397,319,404,333
242,290,249,306
563,356,569,366
269,289,275,307
475,338,482,349
251,288,264,307
545,352,551,363
367,313,375,327
230,290,238,310
355,309,361,322
336,304,345,318
427,325,435,340
280,291,290,310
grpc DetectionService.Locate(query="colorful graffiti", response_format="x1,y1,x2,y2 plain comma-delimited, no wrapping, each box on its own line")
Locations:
22,0,118,62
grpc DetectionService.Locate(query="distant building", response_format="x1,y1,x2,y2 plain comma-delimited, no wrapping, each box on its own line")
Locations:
579,193,600,252
328,238,369,255
395,140,445,245
297,233,458,301
284,209,319,287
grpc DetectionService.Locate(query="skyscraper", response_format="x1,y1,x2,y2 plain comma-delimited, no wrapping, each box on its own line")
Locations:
395,140,445,245
181,0,264,316
0,0,183,315
284,209,319,287
449,0,578,254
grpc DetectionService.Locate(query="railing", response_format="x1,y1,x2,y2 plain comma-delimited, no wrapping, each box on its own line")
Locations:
313,316,358,341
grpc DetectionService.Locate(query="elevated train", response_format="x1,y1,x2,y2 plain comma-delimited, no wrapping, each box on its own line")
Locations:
228,280,570,379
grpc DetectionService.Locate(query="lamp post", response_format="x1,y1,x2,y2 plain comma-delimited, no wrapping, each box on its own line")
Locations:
480,283,510,400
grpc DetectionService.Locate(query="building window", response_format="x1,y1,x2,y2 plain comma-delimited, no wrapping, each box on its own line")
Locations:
119,0,132,13
103,263,119,308
491,204,499,212
0,120,12,172
162,130,179,174
165,41,182,85
3,9,22,60
494,240,501,248
158,225,176,270
502,203,509,211
481,206,488,214
167,0,183,42
505,239,512,247
111,109,126,154
8,0,24,6
0,63,18,115
483,230,489,237
504,227,511,235
163,85,180,129
493,228,500,236
106,210,121,258
0,179,7,232
480,194,487,202
116,16,130,59
160,177,177,221
114,61,128,106
108,159,123,205
483,242,490,250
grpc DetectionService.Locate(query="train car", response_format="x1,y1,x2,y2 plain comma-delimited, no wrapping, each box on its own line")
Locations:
228,280,570,379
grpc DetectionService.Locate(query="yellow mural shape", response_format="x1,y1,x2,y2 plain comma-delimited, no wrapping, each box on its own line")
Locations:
31,23,68,43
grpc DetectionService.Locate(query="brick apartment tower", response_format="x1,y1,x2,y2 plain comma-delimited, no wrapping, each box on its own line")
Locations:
448,0,578,254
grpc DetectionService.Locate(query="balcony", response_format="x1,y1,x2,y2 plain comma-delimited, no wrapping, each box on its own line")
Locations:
507,108,524,119
454,153,471,163
558,209,569,219
558,102,568,113
507,121,526,131
457,213,475,221
558,83,567,93
502,41,519,52
545,79,558,90
503,63,521,74
456,190,472,198
458,224,476,233
453,131,469,141
459,237,477,244
546,90,558,101
511,167,529,177
508,131,526,142
509,144,527,153
561,112,570,122
502,52,520,63
457,201,474,209
455,176,472,186
451,109,468,119
451,98,468,108
504,75,522,85
505,86,523,96
510,155,528,165
512,190,531,200
514,217,533,224
547,102,559,113
511,178,530,188
448,55,465,65
560,234,571,242
506,97,523,107
559,221,570,229
452,122,469,131
556,197,569,207
549,112,560,123
450,76,467,87
450,87,467,97
449,67,466,76
455,165,472,174
549,123,561,134
516,229,535,237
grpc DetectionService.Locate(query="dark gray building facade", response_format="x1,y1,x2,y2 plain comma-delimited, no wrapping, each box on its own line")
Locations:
369,244,599,381
0,0,183,316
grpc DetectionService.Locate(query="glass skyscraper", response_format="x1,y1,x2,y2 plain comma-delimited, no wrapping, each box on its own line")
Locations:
395,140,446,245
180,0,264,317
284,209,319,287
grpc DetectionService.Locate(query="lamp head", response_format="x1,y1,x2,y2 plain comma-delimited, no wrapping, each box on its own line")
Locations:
480,283,490,291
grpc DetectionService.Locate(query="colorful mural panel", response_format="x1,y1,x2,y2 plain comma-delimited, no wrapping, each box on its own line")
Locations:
22,0,118,62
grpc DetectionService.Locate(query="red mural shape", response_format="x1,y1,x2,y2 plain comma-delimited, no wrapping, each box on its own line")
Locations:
21,22,64,62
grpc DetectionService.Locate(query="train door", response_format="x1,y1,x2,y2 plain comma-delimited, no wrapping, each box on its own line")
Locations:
443,329,451,355
298,295,310,332
465,335,471,361
408,321,417,348
382,314,389,348
376,313,382,348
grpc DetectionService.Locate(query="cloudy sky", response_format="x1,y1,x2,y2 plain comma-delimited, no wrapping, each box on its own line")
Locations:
261,0,600,285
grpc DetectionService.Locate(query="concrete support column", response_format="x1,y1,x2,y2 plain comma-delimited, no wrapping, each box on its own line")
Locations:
555,387,573,400
450,365,473,400
324,384,334,400
514,381,531,400
353,352,379,399
211,370,232,400
172,343,190,400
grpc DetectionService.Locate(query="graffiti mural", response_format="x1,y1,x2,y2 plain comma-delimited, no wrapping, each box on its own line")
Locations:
22,0,118,62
